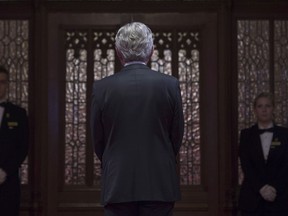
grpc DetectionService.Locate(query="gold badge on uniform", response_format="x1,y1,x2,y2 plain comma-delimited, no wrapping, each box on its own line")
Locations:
271,138,281,148
8,121,18,129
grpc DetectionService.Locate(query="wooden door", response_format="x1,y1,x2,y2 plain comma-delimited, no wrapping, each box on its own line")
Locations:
45,12,224,216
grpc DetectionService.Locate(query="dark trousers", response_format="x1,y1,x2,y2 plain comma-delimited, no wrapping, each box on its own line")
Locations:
241,210,288,216
0,176,20,216
104,201,175,216
241,212,262,216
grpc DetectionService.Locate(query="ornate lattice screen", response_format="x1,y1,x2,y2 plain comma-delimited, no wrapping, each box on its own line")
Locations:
0,20,29,184
237,20,288,184
64,28,201,186
274,21,288,125
65,31,88,184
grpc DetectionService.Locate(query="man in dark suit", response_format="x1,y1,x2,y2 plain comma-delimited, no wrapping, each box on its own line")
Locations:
0,66,29,216
238,92,288,216
90,22,184,216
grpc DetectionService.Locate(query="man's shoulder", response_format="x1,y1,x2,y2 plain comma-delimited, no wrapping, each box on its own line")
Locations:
93,69,178,87
240,124,257,135
5,102,27,113
275,125,288,133
92,74,118,88
149,69,178,83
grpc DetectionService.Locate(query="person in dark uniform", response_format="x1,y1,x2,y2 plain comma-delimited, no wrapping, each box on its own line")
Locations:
0,66,29,216
90,22,184,216
238,92,288,216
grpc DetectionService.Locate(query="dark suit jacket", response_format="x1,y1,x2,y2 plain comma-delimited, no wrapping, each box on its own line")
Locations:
238,124,288,213
91,63,184,205
0,102,29,212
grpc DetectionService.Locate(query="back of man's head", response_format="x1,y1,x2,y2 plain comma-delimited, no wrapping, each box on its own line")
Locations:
115,22,154,64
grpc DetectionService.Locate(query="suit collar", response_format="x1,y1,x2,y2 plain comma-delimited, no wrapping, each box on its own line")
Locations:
121,63,150,72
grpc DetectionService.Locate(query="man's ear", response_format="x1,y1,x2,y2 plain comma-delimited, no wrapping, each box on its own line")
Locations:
146,46,154,64
116,48,125,66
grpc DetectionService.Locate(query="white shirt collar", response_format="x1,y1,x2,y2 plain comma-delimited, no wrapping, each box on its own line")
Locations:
124,61,146,67
258,122,274,129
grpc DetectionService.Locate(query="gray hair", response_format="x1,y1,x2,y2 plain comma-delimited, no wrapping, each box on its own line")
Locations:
115,22,153,63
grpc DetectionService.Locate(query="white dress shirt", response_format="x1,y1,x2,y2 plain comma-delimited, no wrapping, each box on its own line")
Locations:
0,106,4,127
0,98,6,127
259,123,274,160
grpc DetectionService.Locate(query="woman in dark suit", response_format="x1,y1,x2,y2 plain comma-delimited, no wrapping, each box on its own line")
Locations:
238,92,288,216
0,66,29,216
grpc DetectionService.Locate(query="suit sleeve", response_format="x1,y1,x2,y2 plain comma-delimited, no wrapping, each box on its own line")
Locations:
90,82,105,161
170,79,184,156
270,129,288,192
1,108,29,175
239,129,265,193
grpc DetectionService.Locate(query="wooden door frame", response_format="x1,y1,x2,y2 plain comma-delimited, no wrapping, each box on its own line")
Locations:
46,12,224,216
